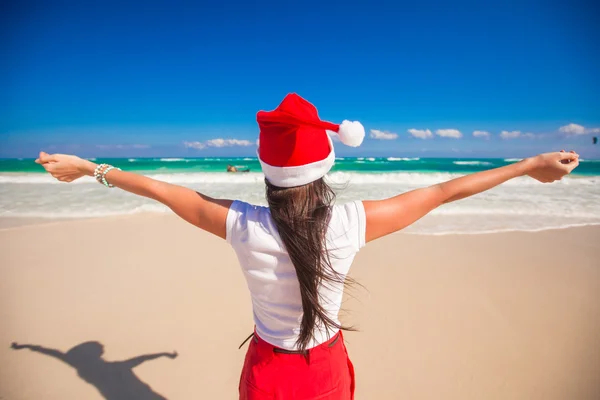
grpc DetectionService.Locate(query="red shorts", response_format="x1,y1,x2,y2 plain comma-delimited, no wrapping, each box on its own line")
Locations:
239,330,355,399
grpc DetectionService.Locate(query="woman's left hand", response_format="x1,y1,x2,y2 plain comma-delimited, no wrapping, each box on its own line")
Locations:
35,152,95,183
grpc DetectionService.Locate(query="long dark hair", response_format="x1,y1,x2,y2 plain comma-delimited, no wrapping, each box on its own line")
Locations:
266,177,355,351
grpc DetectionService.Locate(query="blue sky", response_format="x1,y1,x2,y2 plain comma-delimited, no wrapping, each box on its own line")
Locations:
1,0,599,158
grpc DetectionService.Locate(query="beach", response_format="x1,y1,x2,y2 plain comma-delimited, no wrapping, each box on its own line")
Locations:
1,215,599,399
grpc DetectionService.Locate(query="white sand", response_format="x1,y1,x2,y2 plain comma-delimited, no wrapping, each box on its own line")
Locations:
1,216,599,399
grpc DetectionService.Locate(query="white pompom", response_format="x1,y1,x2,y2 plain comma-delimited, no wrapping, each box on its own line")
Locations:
337,120,365,147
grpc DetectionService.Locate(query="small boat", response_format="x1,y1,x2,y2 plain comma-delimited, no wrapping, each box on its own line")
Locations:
227,164,250,173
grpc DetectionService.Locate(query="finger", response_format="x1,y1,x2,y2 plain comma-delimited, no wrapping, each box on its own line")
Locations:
36,151,50,164
558,151,577,161
39,152,58,163
567,159,579,172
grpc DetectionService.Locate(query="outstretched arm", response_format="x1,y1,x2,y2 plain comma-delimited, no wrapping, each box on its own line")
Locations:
11,342,67,362
35,153,232,239
364,151,579,242
121,351,178,368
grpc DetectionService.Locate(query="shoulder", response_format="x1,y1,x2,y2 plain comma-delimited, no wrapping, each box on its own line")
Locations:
331,201,366,226
227,200,269,219
226,201,271,243
328,201,367,251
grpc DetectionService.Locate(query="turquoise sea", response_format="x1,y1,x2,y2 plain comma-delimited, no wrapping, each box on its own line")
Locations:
1,157,599,234
1,156,600,175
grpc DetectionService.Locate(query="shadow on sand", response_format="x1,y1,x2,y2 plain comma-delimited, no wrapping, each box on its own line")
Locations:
11,341,177,399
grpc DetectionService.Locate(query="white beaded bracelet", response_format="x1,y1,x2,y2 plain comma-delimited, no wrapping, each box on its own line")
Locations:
93,164,109,184
100,166,120,188
92,164,120,188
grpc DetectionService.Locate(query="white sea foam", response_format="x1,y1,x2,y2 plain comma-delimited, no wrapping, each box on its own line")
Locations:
2,170,599,234
158,158,186,162
387,157,420,161
503,158,522,162
366,157,376,161
128,158,138,162
453,161,493,166
1,171,597,187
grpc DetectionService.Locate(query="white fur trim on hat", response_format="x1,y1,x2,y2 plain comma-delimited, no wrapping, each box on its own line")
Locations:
258,135,336,187
338,120,365,147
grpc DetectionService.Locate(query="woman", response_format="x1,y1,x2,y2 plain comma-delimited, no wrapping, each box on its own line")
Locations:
36,93,579,399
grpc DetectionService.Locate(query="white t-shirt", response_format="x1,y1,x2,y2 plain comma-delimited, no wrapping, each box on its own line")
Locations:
226,200,367,350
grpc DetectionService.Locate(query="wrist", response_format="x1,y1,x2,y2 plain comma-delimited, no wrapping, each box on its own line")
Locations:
79,160,98,176
517,157,537,176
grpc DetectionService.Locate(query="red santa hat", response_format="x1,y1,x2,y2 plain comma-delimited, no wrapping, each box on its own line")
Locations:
257,93,365,187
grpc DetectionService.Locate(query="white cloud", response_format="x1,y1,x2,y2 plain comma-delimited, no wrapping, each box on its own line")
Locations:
559,123,585,135
559,123,600,135
472,130,490,138
369,129,398,140
183,141,206,149
205,138,253,147
500,130,521,139
522,132,537,139
435,129,462,139
407,128,433,139
184,138,254,150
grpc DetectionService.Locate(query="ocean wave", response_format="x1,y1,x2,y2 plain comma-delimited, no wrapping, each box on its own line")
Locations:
0,203,170,219
3,204,599,235
453,161,493,166
158,158,186,162
387,157,420,161
1,171,598,186
0,174,98,184
503,158,522,162
366,157,376,161
128,158,139,162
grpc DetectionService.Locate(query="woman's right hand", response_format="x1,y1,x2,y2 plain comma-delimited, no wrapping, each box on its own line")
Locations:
35,152,96,183
525,150,579,183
